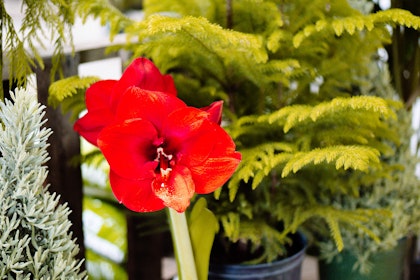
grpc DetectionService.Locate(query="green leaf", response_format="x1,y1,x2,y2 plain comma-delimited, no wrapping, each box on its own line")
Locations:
48,75,99,121
48,75,99,107
188,198,219,280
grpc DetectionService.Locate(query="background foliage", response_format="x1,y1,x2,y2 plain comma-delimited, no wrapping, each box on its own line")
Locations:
47,0,420,269
0,0,77,97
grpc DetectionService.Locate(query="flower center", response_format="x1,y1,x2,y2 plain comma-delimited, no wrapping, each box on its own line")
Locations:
155,147,174,184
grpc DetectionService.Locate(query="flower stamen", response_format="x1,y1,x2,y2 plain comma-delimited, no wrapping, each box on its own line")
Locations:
155,147,174,182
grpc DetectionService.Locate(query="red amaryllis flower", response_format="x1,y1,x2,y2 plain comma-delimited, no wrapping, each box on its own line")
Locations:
74,57,177,145
97,88,241,213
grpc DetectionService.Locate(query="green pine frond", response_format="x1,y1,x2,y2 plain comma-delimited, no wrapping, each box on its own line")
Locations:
220,212,241,242
281,145,380,177
373,8,420,29
49,75,99,105
124,15,267,86
228,96,399,199
23,0,75,80
314,126,370,145
1,0,79,95
219,215,290,263
264,96,398,132
130,15,265,58
293,8,420,47
322,210,379,252
228,114,275,140
238,221,288,263
279,204,390,252
227,142,295,200
219,204,386,263
76,0,133,40
144,0,223,21
259,59,301,86
325,217,344,251
332,209,385,245
310,96,397,122
48,76,99,121
1,4,34,89
144,0,284,38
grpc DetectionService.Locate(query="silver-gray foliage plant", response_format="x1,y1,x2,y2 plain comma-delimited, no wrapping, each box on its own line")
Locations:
0,88,87,279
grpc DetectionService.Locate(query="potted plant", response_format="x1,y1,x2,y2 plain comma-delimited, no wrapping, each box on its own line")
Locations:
50,0,420,279
0,1,92,278
303,26,420,280
310,125,420,280
112,0,420,274
298,1,420,279
0,88,87,279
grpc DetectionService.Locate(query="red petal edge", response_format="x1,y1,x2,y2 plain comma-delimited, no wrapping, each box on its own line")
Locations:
110,171,165,212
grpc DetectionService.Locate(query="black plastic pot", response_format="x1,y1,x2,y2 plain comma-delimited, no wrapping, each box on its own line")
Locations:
318,237,408,280
208,232,307,280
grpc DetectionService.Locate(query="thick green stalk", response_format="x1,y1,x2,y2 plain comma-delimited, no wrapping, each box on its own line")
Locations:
167,208,198,280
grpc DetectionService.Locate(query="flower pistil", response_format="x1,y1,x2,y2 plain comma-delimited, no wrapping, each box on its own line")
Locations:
155,146,174,184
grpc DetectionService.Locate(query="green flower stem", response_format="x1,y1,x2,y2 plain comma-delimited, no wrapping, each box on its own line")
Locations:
167,207,198,280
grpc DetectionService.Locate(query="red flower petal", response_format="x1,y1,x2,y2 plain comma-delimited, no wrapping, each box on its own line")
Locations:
75,57,242,213
115,87,186,129
97,118,159,180
152,164,195,213
181,121,241,193
201,100,223,124
85,80,117,110
162,107,213,164
74,80,117,145
110,170,165,212
74,108,114,145
162,74,177,95
163,107,241,194
112,58,177,107
190,152,241,194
